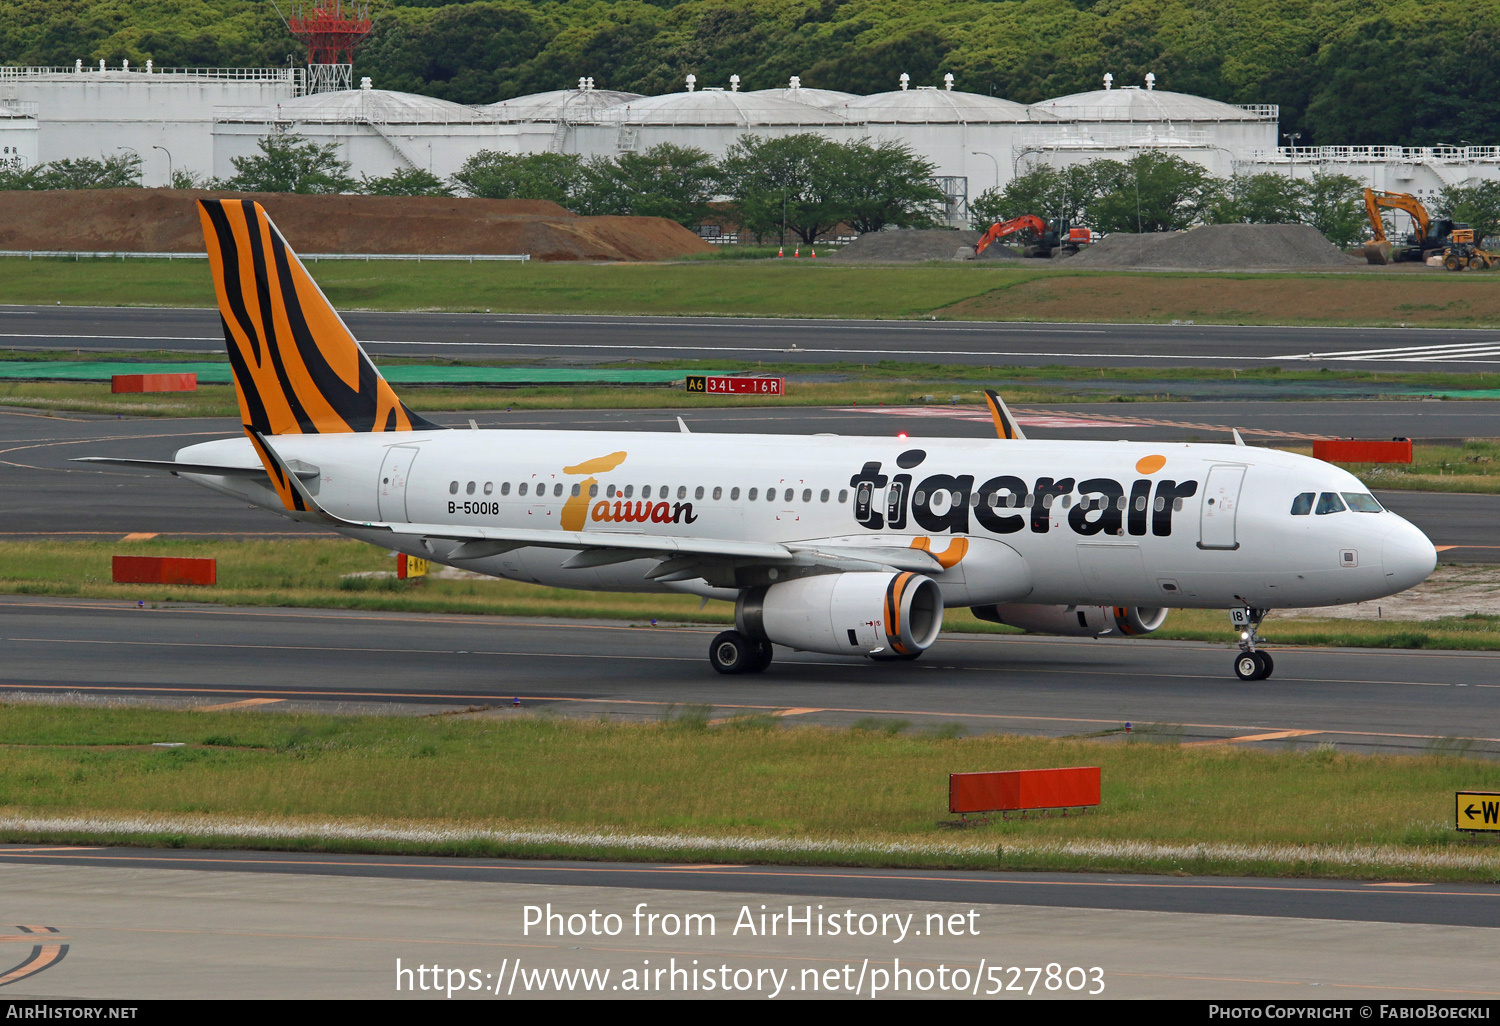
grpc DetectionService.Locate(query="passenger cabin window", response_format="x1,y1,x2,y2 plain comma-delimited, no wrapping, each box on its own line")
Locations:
1315,492,1346,515
713,486,722,500
501,482,511,496
623,485,634,498
820,489,829,502
518,482,528,496
1343,492,1383,513
449,481,459,495
731,487,741,500
696,486,705,499
483,482,493,495
642,486,652,499
838,490,848,503
466,481,476,495
554,483,563,497
570,483,580,497
748,488,758,501
1290,492,1314,515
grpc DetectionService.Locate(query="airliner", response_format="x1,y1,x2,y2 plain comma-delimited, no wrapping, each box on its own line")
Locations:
80,200,1438,680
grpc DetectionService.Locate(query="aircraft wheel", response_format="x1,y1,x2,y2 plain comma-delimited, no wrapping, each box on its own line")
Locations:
746,639,774,673
1234,652,1261,681
709,631,756,675
1254,651,1275,680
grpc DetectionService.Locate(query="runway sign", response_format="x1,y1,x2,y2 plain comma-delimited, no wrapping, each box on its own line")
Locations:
685,374,784,396
1312,438,1412,464
112,555,216,586
112,372,197,393
950,766,1100,815
1456,791,1500,832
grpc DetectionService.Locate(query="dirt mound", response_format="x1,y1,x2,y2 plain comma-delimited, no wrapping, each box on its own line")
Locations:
830,229,1019,262
1067,223,1357,269
0,189,714,262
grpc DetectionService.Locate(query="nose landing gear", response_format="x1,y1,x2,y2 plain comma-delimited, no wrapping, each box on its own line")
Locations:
1230,607,1274,680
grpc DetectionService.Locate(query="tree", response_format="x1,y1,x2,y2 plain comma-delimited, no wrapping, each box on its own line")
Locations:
1302,171,1369,247
224,134,353,194
833,139,945,234
574,144,718,226
972,163,1103,230
1088,152,1221,234
1436,181,1500,245
1208,173,1306,225
450,151,583,206
360,167,454,197
719,133,847,245
0,153,142,191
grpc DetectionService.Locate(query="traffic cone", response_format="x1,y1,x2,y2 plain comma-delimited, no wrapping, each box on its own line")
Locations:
794,246,800,257
810,247,817,258
777,245,783,258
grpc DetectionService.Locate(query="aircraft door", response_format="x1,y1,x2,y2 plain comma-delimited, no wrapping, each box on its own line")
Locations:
1199,464,1246,550
377,446,421,522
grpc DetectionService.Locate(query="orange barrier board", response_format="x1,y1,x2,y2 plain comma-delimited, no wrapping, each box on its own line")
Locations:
949,766,1100,814
1312,438,1412,464
112,555,216,586
111,373,198,393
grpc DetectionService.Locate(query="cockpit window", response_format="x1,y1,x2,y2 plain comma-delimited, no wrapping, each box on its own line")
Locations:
1315,492,1346,515
1342,492,1383,513
1290,492,1314,516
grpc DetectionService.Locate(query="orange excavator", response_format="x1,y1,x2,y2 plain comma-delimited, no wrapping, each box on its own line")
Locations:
1361,188,1493,269
974,215,1093,259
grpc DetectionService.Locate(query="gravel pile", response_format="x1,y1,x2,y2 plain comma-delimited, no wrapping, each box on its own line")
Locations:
1067,223,1357,269
830,229,1019,262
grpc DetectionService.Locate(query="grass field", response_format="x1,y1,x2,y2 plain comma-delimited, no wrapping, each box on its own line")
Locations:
6,256,1500,327
1,704,1496,880
2,538,1496,651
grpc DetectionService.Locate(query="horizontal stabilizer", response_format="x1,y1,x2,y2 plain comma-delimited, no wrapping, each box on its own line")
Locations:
71,456,317,480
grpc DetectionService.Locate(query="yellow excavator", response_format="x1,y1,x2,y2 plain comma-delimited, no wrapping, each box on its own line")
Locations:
1362,188,1496,269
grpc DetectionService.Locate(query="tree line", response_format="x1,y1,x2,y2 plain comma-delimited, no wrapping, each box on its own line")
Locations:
971,154,1500,248
0,132,945,243
4,1,1498,150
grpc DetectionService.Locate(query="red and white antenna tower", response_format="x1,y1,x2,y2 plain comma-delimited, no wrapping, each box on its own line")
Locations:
272,1,382,92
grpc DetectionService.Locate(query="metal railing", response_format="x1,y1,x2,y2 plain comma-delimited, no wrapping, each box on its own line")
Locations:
1,65,297,81
213,104,492,125
1235,104,1279,119
1253,145,1500,162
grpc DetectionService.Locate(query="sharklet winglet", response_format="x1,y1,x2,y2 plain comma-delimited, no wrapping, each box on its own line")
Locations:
982,389,1027,440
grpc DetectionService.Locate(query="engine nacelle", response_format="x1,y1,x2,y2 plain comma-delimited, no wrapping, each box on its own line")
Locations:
739,572,944,657
971,603,1169,638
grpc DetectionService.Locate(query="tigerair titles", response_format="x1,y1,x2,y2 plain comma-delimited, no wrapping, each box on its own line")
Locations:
849,449,1200,538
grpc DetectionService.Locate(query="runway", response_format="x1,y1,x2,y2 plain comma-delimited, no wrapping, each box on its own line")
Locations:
4,855,1497,999
4,596,1499,756
8,304,1500,371
5,403,1498,559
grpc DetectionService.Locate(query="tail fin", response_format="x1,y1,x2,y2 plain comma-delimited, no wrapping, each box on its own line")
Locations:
197,198,439,435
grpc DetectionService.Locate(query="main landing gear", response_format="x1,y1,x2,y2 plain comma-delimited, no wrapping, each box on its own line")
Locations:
1230,606,1275,681
709,630,773,675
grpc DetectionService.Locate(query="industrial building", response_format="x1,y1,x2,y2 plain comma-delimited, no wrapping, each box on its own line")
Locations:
3,56,1499,226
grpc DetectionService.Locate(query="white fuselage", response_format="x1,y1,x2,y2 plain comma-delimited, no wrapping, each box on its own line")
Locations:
176,428,1437,611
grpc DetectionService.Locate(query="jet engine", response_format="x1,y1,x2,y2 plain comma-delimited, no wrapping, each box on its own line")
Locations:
971,603,1169,638
738,572,944,657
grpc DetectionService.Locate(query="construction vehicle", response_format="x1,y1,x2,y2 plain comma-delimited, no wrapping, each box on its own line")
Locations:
973,214,1093,259
1360,187,1497,268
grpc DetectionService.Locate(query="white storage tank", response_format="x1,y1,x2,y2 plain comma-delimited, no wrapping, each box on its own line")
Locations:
1025,75,1278,178
213,78,536,181
0,101,40,169
569,80,854,160
0,63,296,186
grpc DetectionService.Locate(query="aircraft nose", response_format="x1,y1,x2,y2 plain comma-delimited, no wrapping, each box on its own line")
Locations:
1381,519,1438,593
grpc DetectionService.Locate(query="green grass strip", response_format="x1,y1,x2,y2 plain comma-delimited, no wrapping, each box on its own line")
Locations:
0,707,1495,881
